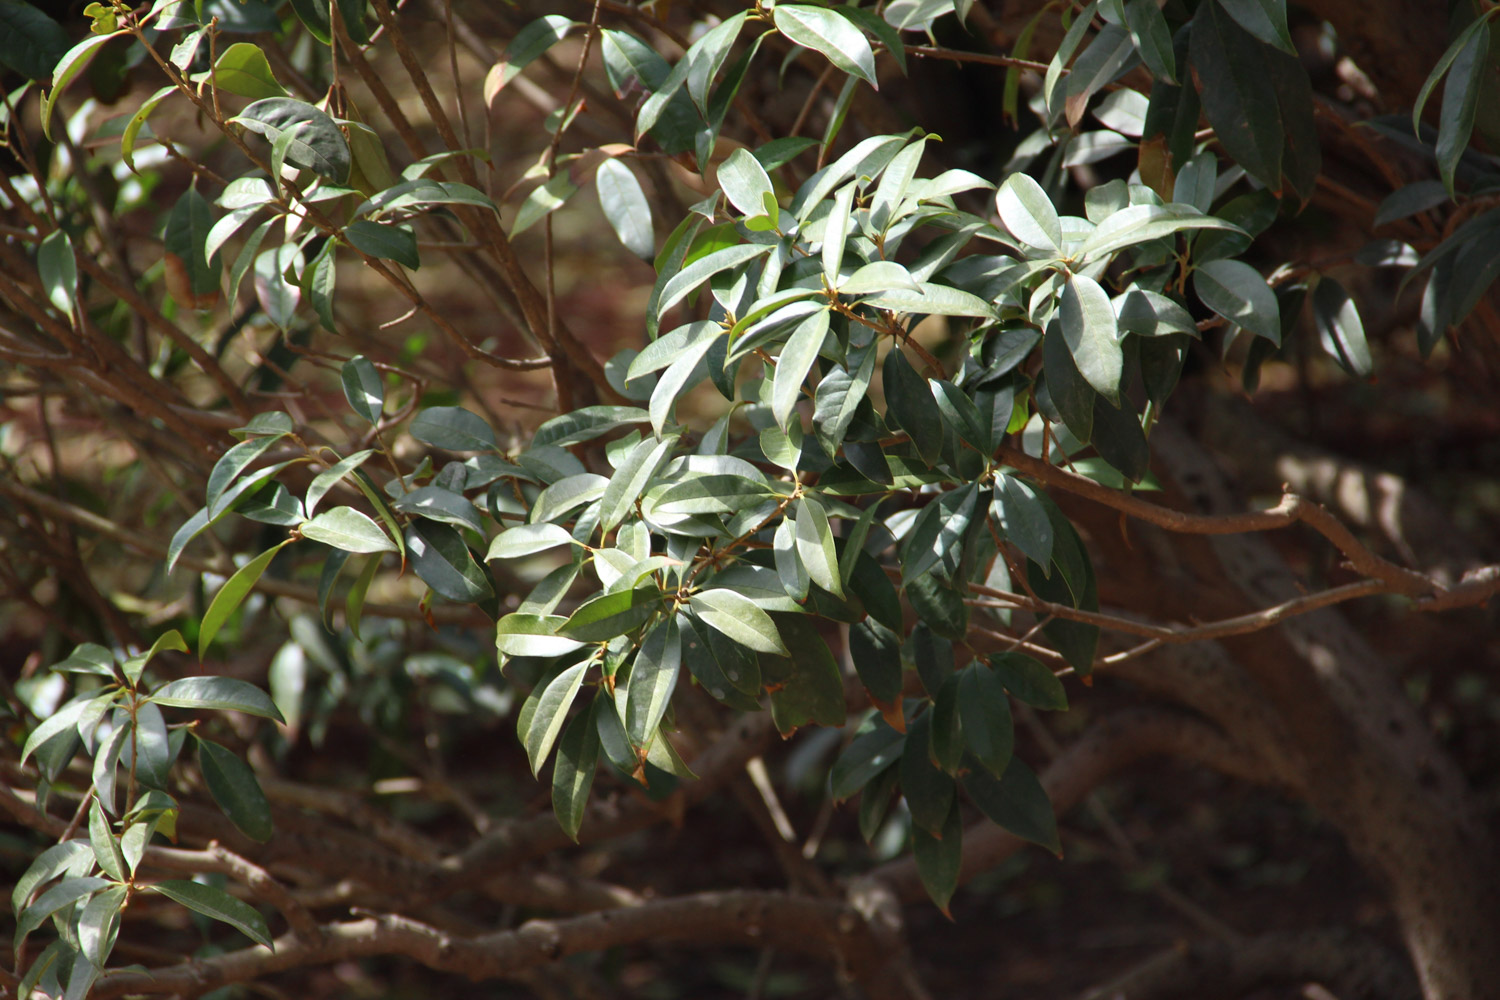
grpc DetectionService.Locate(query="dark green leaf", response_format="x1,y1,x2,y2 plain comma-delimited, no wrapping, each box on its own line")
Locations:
962,757,1060,854
989,651,1068,710
906,572,969,641
1123,0,1175,81
552,699,600,840
958,661,1015,777
196,736,274,841
1189,0,1282,191
1215,0,1294,54
1312,277,1372,378
560,586,663,642
410,406,496,452
164,187,222,299
392,485,484,533
626,617,680,746
88,801,127,881
883,349,944,466
900,710,955,835
1089,395,1150,483
992,474,1053,569
152,676,285,722
406,521,494,604
344,219,419,269
849,618,904,705
524,660,589,775
1436,18,1489,195
1041,322,1095,441
15,876,110,947
761,614,846,734
491,15,577,92
233,97,350,183
1194,258,1281,344
0,0,70,80
340,356,383,423
150,879,273,947
196,542,292,658
912,799,963,914
830,719,904,801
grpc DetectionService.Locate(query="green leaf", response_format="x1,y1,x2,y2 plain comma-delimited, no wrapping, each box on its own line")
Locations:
0,0,69,80
989,651,1068,710
406,521,494,604
883,349,944,466
774,4,878,88
152,676,285,722
78,885,126,967
1060,273,1123,404
344,219,419,270
859,282,995,318
831,720,905,801
1436,19,1489,195
1194,258,1281,344
996,172,1060,252
525,660,589,775
684,11,748,114
410,406,497,452
849,618,904,705
600,435,675,533
305,449,375,517
906,571,969,640
53,642,116,677
962,757,1060,855
487,522,577,560
37,229,76,315
300,506,396,553
772,308,829,429
496,613,586,658
196,737,274,842
88,801,127,881
992,474,1053,569
761,614,846,733
164,187,223,299
795,495,842,596
12,841,92,913
205,41,286,99
1123,0,1175,81
121,83,175,173
913,799,963,914
774,517,810,602
491,15,578,92
821,180,857,286
150,879,273,948
15,876,110,948
552,699,600,840
19,694,90,769
196,541,292,658
1312,277,1372,378
718,147,776,219
900,710,955,835
121,629,187,688
206,434,283,517
626,617,681,747
958,661,1015,778
1188,0,1282,192
41,31,118,140
559,586,663,642
658,244,769,319
340,356,383,424
596,158,654,259
654,474,772,516
1079,203,1240,260
344,550,382,641
1215,0,1294,54
233,97,351,183
690,589,787,655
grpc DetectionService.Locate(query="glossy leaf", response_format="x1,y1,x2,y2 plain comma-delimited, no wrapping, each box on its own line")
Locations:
152,675,285,722
996,172,1061,252
772,308,829,429
196,542,292,658
690,589,787,655
300,506,396,553
992,474,1053,569
1060,273,1123,404
1312,277,1372,378
525,660,589,775
559,586,662,642
831,720,905,801
15,876,110,947
489,15,577,94
626,617,680,746
206,41,286,99
900,710,955,835
150,879,273,948
410,406,497,452
962,757,1061,855
989,651,1068,710
552,699,600,840
406,521,494,604
883,349,944,465
233,97,351,183
1194,258,1281,344
197,737,274,841
1435,19,1489,195
775,4,877,86
913,799,963,914
496,614,586,658
596,157,654,258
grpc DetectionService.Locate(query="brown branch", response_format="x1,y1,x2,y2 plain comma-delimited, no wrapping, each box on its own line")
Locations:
145,844,321,942
90,891,920,1000
966,578,1390,645
994,444,1444,599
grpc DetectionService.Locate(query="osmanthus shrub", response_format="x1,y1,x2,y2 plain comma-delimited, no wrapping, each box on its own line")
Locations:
7,0,1493,993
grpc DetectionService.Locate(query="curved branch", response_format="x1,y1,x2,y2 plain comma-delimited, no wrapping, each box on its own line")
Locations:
91,891,919,1000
